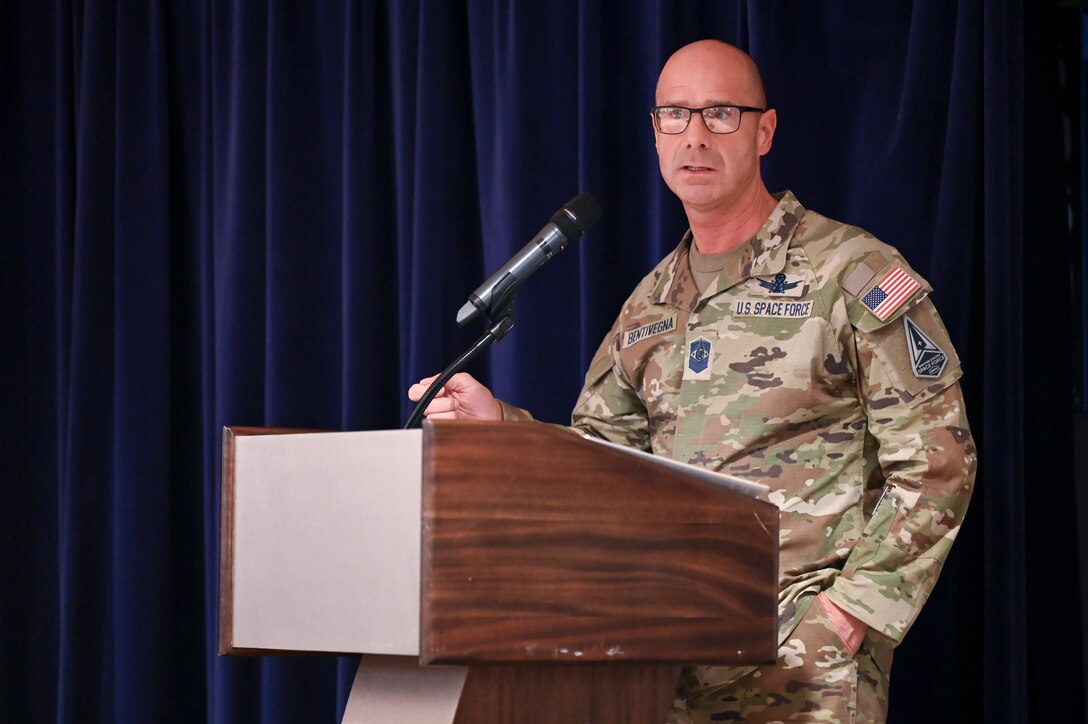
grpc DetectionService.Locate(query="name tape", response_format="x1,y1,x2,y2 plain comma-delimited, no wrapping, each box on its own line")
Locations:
733,298,813,319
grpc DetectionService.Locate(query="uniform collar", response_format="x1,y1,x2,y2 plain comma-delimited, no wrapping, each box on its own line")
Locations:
651,190,806,310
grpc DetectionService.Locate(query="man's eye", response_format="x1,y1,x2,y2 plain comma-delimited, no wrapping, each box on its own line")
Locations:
663,107,686,119
706,107,735,120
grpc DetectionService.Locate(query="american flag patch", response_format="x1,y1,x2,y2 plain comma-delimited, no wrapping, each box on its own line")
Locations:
861,266,920,320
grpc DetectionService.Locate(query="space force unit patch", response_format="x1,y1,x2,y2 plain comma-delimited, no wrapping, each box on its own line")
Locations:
904,316,947,378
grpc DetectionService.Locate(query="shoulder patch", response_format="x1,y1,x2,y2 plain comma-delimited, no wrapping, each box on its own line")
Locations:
904,316,947,378
855,299,961,408
861,266,920,321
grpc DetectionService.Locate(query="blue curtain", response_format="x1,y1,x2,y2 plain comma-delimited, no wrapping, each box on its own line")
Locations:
1,1,1077,722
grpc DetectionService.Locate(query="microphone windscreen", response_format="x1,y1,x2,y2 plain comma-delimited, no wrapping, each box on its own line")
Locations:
550,192,602,240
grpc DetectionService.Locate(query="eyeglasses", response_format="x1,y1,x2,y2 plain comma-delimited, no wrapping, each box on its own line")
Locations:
650,104,766,135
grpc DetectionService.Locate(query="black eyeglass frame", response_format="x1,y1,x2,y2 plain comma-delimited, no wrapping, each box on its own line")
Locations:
649,104,767,134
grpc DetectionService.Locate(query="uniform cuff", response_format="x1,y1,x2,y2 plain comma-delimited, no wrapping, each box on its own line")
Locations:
497,400,535,422
822,579,915,646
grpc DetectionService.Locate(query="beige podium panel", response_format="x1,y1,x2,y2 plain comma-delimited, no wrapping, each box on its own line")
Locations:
342,655,467,724
222,428,423,656
221,428,467,723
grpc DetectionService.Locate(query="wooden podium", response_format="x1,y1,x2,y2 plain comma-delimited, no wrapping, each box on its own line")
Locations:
219,421,779,723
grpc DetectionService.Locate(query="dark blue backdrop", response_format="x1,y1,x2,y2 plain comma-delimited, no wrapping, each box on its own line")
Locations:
1,1,1079,722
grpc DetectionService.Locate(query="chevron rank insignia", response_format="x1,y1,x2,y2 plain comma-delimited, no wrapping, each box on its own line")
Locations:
904,316,947,378
688,336,711,374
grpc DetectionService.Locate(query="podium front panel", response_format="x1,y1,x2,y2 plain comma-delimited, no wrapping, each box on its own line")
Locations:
421,421,779,666
221,428,422,656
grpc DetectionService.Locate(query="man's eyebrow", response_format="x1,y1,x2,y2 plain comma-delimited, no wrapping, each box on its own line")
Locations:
659,100,737,107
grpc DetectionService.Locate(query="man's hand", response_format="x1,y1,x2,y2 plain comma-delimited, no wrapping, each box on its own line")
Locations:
818,592,867,657
407,372,502,421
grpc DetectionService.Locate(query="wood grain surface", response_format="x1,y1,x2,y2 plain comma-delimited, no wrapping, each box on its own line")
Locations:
452,663,682,724
421,420,779,666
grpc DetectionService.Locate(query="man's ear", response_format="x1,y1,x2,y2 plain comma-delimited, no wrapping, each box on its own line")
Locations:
757,108,777,156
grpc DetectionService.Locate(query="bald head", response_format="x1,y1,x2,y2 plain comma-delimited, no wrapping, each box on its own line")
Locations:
656,40,766,109
650,39,778,244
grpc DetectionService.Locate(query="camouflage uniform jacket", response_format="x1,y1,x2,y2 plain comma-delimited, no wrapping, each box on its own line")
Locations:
506,191,977,646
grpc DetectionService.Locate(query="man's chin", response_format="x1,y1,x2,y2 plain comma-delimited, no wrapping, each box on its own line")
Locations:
675,186,728,211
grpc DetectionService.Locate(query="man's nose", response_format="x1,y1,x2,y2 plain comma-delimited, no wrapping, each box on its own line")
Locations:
685,112,713,146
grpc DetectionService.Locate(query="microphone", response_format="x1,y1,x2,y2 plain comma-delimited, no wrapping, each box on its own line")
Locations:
456,193,602,326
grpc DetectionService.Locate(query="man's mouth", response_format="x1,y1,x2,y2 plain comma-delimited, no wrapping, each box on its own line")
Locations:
683,165,713,171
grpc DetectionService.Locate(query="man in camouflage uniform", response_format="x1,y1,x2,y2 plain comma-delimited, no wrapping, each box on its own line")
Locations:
410,39,976,723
